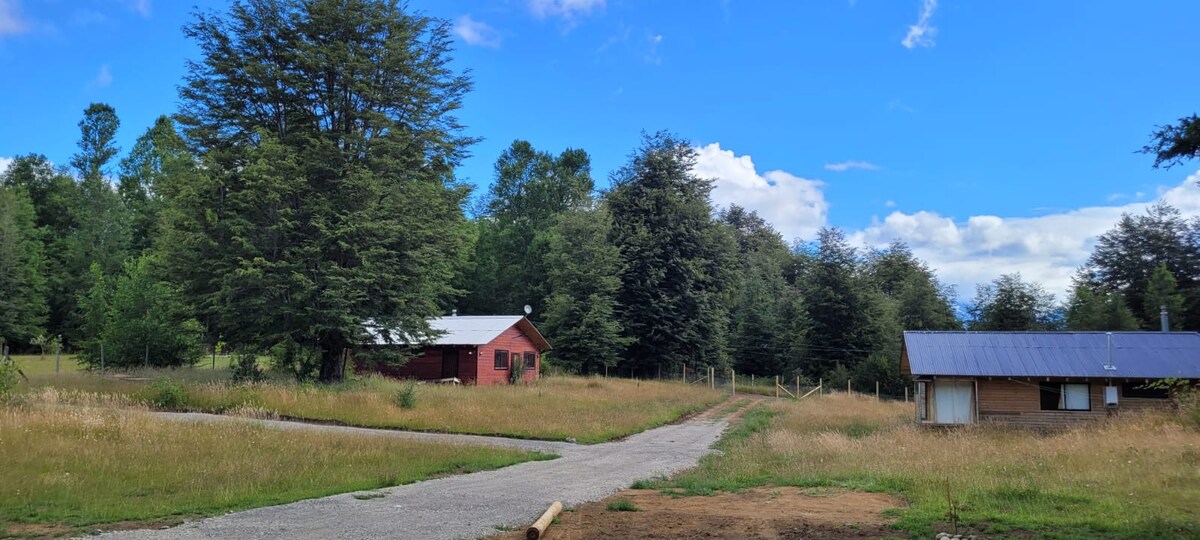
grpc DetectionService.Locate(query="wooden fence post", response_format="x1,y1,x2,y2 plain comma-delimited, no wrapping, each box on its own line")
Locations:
847,378,851,395
732,370,736,395
775,376,779,399
795,376,800,400
876,381,880,401
709,367,714,390
818,378,823,396
904,386,909,402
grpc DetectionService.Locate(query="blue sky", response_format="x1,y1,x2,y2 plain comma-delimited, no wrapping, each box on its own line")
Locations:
2,0,1199,299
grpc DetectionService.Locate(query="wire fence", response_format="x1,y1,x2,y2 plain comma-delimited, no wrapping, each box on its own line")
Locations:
587,364,913,403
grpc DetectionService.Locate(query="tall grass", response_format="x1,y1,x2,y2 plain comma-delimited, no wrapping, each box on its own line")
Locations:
24,374,725,443
0,399,550,535
661,393,1200,539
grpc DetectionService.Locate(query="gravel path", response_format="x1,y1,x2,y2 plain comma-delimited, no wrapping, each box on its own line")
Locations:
92,406,736,540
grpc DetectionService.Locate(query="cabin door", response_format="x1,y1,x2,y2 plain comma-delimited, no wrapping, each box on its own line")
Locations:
441,349,459,379
931,381,974,424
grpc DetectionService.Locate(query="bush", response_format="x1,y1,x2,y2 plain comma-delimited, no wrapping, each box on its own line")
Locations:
509,358,525,385
231,352,264,384
393,382,417,409
0,359,21,399
269,339,321,381
146,378,188,409
606,498,639,512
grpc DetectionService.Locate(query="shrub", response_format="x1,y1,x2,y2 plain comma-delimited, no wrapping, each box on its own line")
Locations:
146,378,188,409
393,382,417,409
231,352,264,383
0,359,21,399
269,339,321,381
509,358,525,385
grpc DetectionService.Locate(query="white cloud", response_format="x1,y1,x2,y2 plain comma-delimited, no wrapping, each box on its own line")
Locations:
453,15,501,48
0,156,13,173
528,0,604,20
0,0,28,35
692,143,829,242
849,170,1200,299
885,200,897,208
87,65,113,90
825,160,881,172
901,0,937,49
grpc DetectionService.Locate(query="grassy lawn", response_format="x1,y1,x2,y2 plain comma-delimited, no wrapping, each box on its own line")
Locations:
641,394,1200,539
0,400,551,537
22,374,724,444
6,354,248,377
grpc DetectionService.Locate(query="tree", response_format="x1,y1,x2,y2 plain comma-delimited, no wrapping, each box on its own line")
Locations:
0,185,48,346
1,155,82,340
1084,203,1200,329
607,132,736,376
968,273,1060,331
866,241,961,331
119,116,194,254
539,208,627,374
1144,263,1185,330
70,103,121,181
1064,284,1138,331
164,0,475,382
459,141,594,315
77,256,203,369
1142,114,1200,169
798,228,883,377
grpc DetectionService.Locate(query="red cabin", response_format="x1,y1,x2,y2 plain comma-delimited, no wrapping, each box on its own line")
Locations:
362,315,550,385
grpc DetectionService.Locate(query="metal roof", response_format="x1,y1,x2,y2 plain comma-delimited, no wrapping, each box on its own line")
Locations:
902,331,1200,379
367,315,550,350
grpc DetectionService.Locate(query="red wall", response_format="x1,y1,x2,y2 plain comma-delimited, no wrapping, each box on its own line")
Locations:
357,325,540,386
476,325,541,385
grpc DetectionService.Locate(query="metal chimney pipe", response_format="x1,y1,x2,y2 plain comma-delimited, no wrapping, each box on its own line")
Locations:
452,309,458,317
1161,304,1169,332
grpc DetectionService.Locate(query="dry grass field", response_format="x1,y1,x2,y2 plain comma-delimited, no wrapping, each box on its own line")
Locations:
23,374,725,443
644,394,1200,539
0,393,551,537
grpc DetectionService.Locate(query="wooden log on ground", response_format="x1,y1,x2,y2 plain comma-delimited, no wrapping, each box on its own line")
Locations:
527,501,563,540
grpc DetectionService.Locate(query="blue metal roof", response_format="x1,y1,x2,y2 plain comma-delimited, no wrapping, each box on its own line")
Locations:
902,331,1200,379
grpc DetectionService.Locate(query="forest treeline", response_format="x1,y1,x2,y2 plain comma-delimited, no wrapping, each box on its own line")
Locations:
1,0,1197,389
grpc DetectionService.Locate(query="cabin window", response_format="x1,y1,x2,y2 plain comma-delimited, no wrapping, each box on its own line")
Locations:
1122,382,1170,399
1039,382,1090,411
524,352,536,371
494,350,509,370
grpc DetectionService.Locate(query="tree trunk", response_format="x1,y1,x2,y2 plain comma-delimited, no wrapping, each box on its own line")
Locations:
317,335,347,383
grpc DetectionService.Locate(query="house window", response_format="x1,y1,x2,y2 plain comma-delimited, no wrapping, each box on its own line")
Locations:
494,350,509,370
1039,382,1090,411
1121,382,1169,399
524,352,536,371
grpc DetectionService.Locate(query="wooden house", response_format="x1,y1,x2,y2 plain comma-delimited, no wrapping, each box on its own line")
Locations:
901,331,1200,428
362,315,550,385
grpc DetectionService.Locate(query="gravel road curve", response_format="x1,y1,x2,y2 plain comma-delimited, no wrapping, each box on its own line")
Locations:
90,407,733,540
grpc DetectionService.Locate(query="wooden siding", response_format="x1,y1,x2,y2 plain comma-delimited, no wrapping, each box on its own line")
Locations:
476,325,540,386
358,345,480,383
975,378,1170,429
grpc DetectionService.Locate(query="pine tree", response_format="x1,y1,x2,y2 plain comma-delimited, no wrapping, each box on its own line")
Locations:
1144,263,1185,330
607,132,736,376
540,208,627,374
0,185,49,346
1064,284,1138,331
165,0,475,381
968,274,1061,331
119,116,193,254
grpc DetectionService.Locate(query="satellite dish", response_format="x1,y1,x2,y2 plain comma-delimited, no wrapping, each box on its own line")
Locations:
523,305,532,315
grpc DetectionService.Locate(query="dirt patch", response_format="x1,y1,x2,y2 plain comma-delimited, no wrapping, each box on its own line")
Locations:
493,487,907,540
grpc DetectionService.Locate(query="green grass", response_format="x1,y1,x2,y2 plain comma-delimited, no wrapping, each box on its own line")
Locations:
6,354,82,377
640,394,1200,539
21,373,725,444
605,498,639,512
0,402,551,537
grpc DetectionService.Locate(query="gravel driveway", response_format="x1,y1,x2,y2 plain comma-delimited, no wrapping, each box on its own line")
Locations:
91,406,734,540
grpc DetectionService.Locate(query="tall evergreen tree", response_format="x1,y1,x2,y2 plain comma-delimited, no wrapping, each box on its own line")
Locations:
607,132,736,376
164,0,475,381
0,185,49,347
540,207,627,374
1064,284,1138,331
799,227,880,377
866,241,961,331
1144,263,1185,330
459,140,594,315
119,116,193,254
968,273,1060,331
1084,203,1200,328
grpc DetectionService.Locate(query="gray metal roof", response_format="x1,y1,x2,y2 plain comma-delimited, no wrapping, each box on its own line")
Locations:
903,331,1200,379
368,315,550,349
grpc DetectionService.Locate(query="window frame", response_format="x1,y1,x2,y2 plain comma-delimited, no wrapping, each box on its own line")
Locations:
494,350,509,370
1039,382,1091,411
